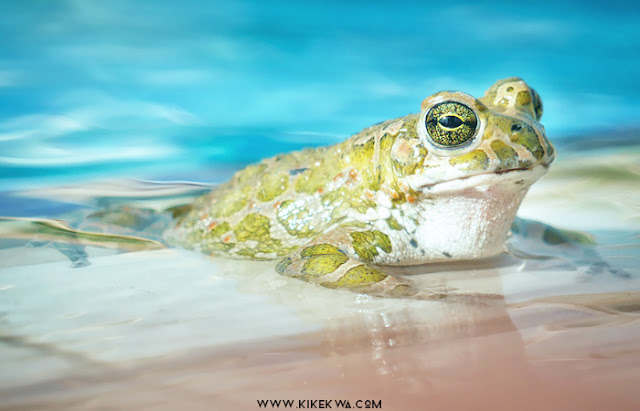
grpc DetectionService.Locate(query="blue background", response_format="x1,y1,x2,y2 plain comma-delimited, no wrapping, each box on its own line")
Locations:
1,0,639,190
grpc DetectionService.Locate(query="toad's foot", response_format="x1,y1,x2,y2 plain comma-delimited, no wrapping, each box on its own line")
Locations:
275,227,450,299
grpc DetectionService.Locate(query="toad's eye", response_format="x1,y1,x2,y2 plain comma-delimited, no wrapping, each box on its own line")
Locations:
425,102,479,147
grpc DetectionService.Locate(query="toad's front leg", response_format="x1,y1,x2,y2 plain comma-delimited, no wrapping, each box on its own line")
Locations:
276,227,430,298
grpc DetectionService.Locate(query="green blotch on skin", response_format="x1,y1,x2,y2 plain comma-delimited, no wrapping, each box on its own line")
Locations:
516,90,532,106
449,150,489,171
300,243,344,258
350,230,392,262
490,140,521,169
349,138,381,190
340,133,397,192
257,172,289,202
322,264,387,289
302,254,349,277
386,217,403,230
510,124,544,160
233,213,283,256
276,200,316,238
374,135,396,187
234,213,271,242
299,243,349,277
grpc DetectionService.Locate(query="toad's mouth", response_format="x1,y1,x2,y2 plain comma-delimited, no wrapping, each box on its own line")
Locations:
416,163,551,194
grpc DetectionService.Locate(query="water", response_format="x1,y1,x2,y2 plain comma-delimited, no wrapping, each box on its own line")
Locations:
2,0,640,192
1,1,639,410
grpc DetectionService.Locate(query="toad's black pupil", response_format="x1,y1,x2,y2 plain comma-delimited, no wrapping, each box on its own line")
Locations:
438,116,463,128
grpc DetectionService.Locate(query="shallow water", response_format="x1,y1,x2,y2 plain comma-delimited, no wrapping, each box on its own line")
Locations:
1,150,639,410
1,1,640,410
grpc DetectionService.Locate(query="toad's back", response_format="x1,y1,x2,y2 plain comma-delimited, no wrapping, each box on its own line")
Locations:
168,115,423,259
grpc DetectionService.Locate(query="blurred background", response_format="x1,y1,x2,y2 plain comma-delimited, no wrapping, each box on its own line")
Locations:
0,0,639,203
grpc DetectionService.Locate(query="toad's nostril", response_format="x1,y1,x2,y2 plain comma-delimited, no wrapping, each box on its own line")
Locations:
511,124,522,132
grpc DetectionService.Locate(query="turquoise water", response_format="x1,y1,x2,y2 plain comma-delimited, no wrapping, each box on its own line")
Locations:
1,0,640,198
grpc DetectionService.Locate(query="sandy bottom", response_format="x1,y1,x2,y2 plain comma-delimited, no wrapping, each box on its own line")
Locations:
1,246,638,411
